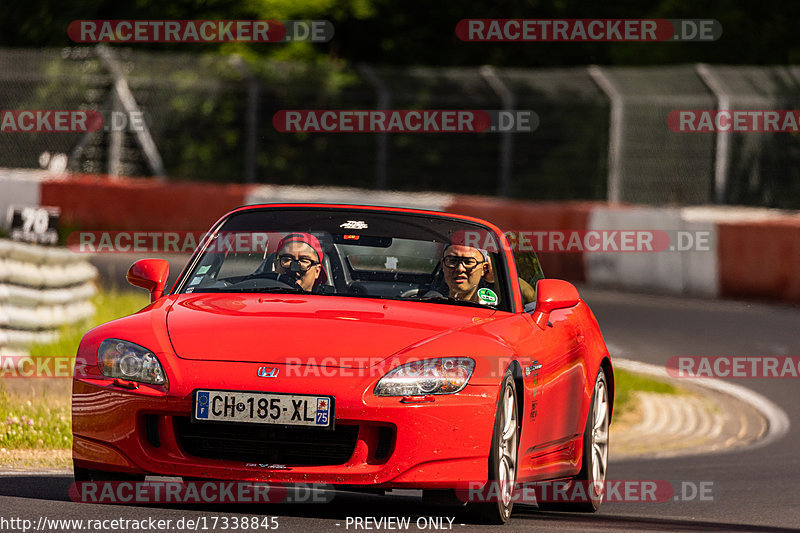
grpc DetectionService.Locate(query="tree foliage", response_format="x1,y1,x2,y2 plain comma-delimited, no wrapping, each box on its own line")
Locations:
3,0,799,66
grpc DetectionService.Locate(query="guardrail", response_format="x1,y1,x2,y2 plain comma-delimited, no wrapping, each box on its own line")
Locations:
0,239,97,357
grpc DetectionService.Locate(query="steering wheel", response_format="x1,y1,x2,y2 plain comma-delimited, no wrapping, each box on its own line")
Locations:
230,272,304,290
399,288,422,298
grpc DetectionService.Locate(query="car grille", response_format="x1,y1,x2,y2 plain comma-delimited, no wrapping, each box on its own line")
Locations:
173,417,359,466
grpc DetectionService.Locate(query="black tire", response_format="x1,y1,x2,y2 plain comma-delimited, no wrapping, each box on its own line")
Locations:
469,370,519,524
535,367,610,512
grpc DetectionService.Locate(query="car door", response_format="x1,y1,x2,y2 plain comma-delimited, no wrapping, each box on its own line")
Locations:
512,251,587,482
534,306,588,473
513,309,585,481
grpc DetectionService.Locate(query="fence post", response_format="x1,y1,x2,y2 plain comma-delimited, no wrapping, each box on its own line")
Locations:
588,65,623,204
358,64,390,190
696,64,729,205
480,65,515,197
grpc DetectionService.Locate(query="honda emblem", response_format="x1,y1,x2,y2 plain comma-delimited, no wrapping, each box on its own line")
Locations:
257,366,279,378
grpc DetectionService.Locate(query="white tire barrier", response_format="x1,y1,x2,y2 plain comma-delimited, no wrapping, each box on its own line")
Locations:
0,238,98,356
0,258,98,287
0,301,96,330
0,328,60,348
0,281,96,307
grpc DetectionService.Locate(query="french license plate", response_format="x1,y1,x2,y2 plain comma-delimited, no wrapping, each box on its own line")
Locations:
193,389,333,428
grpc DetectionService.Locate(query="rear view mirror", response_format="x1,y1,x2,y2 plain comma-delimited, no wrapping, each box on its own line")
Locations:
127,259,169,302
530,279,580,329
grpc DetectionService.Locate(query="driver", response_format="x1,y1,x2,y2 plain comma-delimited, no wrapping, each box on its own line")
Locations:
441,244,492,302
273,233,327,292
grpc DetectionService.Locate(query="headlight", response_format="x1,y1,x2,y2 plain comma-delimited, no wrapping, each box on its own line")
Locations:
374,357,475,396
98,339,166,386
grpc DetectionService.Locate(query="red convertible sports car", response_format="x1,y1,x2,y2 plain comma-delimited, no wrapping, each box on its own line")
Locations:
72,204,613,523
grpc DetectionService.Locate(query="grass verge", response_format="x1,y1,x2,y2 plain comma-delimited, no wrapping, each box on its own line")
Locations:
613,368,678,416
28,290,150,359
0,289,149,467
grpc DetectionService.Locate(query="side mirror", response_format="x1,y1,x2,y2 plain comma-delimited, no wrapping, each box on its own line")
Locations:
530,279,580,329
127,259,169,302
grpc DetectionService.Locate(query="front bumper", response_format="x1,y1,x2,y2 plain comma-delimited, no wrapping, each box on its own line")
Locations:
72,359,497,489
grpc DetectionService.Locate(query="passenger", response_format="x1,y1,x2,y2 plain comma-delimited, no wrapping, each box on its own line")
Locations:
441,244,492,303
273,233,326,292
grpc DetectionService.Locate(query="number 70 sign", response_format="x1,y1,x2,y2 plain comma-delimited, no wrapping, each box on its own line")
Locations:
6,205,60,245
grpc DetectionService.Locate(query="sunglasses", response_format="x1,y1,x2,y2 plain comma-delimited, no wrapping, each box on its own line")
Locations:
278,254,319,272
442,256,485,270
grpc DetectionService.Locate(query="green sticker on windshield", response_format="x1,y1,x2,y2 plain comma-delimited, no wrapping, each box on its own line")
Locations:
477,288,498,305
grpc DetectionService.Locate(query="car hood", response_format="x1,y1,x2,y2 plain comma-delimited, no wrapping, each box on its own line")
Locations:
166,293,497,367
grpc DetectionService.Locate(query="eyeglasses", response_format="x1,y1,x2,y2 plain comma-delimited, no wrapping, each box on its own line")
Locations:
442,256,484,270
278,254,319,271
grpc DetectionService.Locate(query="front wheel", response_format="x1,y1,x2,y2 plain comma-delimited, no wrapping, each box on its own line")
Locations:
469,371,519,524
536,367,610,512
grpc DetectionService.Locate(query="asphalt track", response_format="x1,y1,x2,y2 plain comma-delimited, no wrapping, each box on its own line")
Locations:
1,286,799,533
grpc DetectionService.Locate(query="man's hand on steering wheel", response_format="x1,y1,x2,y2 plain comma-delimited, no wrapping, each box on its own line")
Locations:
244,271,307,291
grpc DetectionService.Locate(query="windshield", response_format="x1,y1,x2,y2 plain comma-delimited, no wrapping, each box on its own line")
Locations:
175,207,512,311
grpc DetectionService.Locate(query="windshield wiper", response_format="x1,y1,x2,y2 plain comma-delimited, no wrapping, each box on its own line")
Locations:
418,296,492,309
189,286,307,294
251,286,308,293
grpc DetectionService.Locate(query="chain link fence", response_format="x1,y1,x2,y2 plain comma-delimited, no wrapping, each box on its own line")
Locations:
696,65,800,208
1,47,800,207
590,65,716,205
